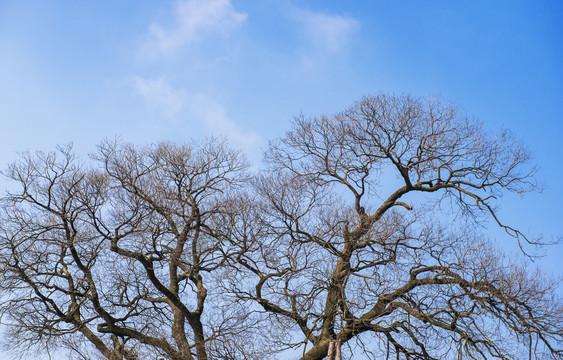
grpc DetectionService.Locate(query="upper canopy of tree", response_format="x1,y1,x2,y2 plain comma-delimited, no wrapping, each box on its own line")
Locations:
0,94,561,360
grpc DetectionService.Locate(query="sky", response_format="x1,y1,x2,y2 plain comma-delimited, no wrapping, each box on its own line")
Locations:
0,0,562,358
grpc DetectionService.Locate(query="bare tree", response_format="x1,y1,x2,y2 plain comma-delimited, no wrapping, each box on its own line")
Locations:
1,94,562,360
0,140,267,359
221,94,563,359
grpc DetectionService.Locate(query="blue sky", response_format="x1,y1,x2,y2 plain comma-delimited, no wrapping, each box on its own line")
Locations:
0,0,562,358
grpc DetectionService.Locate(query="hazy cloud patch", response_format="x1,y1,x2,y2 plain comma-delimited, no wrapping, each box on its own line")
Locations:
293,8,359,52
186,92,260,151
133,76,187,118
132,77,259,150
142,0,247,58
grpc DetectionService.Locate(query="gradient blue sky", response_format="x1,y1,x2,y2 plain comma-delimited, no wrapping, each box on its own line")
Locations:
0,1,562,358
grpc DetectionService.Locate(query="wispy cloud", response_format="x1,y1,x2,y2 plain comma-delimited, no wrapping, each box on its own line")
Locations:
293,8,359,52
133,77,186,118
187,92,260,150
132,77,259,150
142,0,247,58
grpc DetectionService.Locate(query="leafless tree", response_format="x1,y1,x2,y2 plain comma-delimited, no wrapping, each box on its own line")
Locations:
1,94,562,360
0,140,269,360
220,94,563,359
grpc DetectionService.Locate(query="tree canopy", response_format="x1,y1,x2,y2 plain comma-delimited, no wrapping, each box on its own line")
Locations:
1,94,561,360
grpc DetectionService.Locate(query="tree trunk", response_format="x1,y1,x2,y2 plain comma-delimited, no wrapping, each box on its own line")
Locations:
190,317,208,360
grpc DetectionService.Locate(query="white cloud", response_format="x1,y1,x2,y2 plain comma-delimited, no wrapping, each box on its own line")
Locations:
132,77,260,150
293,9,359,52
143,0,247,58
133,76,186,118
186,92,260,150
